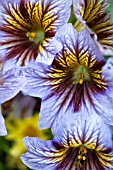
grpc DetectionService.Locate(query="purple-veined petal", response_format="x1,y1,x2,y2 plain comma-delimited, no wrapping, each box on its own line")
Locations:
21,62,50,99
73,0,108,26
35,38,62,65
55,24,104,61
54,113,112,148
0,65,25,104
21,137,63,170
38,90,113,133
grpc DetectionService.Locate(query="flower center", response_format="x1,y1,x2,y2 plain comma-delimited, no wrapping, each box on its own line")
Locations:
26,31,45,45
75,145,96,167
75,146,87,167
72,65,90,84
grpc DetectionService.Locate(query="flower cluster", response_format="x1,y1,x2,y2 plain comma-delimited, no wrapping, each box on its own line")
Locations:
1,0,113,169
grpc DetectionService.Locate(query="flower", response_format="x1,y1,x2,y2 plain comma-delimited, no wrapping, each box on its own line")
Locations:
0,0,71,66
22,24,113,132
73,0,113,55
21,114,113,170
0,106,7,136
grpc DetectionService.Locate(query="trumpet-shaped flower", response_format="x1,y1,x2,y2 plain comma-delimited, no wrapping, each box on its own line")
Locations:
0,0,71,66
21,114,113,170
22,24,113,132
73,0,113,55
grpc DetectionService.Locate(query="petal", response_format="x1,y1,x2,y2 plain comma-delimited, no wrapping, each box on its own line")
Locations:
21,137,67,170
54,113,112,148
0,107,7,136
21,62,50,99
90,90,113,126
55,23,105,61
73,0,108,25
102,57,113,100
38,88,113,134
38,94,72,131
73,0,113,53
41,0,72,31
0,66,25,104
41,85,113,134
35,38,62,65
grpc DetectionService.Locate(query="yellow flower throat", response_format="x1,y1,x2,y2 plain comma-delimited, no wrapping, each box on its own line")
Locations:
76,145,95,167
72,65,90,84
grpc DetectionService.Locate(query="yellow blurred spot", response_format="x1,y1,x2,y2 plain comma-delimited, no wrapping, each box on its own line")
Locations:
5,114,50,157
82,156,86,161
26,31,36,41
26,32,30,37
30,32,36,37
90,145,95,150
78,155,82,159
78,73,84,84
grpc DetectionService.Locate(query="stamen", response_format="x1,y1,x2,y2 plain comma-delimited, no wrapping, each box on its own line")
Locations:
72,65,90,84
90,145,95,150
75,146,87,167
26,31,45,45
78,155,82,159
83,148,87,154
77,73,84,84
82,156,86,160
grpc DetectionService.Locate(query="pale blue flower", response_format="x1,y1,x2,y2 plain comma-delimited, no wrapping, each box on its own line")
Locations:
0,0,72,66
21,114,113,170
22,24,113,132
